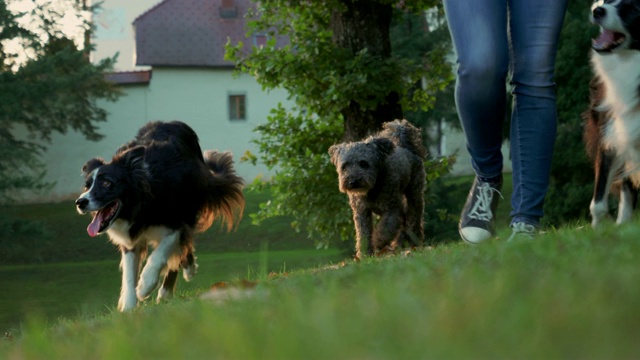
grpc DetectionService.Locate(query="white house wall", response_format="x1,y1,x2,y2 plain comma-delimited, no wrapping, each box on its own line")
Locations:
143,68,285,183
30,68,291,203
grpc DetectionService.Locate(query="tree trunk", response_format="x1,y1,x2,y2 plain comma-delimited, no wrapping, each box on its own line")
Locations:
331,0,403,142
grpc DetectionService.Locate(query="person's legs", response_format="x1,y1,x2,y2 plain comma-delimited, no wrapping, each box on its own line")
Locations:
443,0,509,243
508,0,568,228
443,0,509,179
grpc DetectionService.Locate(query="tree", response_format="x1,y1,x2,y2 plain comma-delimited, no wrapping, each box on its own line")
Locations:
226,0,454,248
389,8,458,153
0,0,120,201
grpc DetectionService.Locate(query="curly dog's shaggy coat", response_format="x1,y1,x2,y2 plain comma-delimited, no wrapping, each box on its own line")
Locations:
329,120,426,258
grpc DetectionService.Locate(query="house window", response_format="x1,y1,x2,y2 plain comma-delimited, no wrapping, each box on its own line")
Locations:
253,34,268,48
219,0,238,18
228,94,246,121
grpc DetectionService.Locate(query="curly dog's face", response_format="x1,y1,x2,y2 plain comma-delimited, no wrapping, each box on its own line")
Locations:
329,138,393,195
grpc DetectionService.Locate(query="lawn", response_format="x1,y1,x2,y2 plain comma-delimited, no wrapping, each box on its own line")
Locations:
2,222,640,359
0,188,327,265
0,249,344,333
0,173,518,334
0,188,349,332
5,173,634,359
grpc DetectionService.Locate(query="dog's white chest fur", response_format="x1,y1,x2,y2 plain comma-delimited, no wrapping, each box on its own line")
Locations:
107,220,173,249
596,50,640,182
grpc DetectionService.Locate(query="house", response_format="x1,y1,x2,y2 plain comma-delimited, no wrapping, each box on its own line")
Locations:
32,0,292,202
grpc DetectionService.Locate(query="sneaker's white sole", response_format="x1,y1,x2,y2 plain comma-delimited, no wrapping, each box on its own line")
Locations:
459,226,492,245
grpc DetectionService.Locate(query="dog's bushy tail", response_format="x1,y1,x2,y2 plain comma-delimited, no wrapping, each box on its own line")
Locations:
197,150,245,232
381,119,427,159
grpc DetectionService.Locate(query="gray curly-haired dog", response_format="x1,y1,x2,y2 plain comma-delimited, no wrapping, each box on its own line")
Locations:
329,119,426,259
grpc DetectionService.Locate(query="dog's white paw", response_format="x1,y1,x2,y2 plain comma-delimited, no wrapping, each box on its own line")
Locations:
156,287,173,303
118,293,138,312
590,200,609,228
182,263,198,282
136,269,160,301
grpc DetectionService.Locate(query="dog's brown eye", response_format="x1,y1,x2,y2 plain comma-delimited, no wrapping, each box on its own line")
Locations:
358,160,369,169
102,180,111,188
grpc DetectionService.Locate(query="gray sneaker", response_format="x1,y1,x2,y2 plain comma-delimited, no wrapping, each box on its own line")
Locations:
459,176,503,244
507,222,537,242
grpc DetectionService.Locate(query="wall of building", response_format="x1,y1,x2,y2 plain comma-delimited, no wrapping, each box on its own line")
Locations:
143,68,288,182
29,68,290,203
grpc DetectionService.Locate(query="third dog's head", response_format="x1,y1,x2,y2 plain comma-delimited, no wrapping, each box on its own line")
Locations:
328,137,394,195
591,0,640,53
75,146,150,237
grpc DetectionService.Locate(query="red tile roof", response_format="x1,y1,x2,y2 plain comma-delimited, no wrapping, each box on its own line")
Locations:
133,0,260,67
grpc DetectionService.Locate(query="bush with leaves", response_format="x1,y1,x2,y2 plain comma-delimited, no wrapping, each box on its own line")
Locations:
229,1,457,248
242,106,351,248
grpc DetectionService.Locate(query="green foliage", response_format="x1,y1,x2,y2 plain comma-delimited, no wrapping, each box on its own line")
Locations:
242,106,352,247
227,1,455,247
226,1,447,118
0,0,120,201
421,155,461,244
544,0,599,226
391,8,458,142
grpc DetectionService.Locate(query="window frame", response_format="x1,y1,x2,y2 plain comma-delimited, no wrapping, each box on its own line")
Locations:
228,93,247,122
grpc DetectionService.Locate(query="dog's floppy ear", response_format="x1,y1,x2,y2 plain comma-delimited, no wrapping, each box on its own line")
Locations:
328,144,343,166
370,138,394,158
121,145,146,169
120,145,152,196
82,158,105,177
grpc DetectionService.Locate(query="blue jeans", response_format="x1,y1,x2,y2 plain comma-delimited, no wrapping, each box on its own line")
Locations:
443,0,568,226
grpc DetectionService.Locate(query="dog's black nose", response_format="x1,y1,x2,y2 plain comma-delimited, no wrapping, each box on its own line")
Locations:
593,6,606,20
75,198,89,210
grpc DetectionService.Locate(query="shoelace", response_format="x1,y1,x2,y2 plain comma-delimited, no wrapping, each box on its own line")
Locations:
507,222,536,242
468,182,502,222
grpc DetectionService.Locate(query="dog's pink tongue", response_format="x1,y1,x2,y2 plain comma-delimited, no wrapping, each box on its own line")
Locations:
593,29,615,49
87,212,103,237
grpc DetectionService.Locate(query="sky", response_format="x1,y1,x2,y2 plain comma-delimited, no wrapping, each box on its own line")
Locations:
4,0,90,65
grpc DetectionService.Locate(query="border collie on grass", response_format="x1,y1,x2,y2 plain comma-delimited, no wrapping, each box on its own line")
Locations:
584,0,640,227
76,121,244,311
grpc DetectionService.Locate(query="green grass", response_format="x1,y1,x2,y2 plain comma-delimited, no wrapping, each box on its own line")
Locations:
2,222,640,359
0,249,345,333
6,173,633,358
0,188,349,332
0,188,324,265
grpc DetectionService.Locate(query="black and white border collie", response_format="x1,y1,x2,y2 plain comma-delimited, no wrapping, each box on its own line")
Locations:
76,121,245,311
584,0,640,227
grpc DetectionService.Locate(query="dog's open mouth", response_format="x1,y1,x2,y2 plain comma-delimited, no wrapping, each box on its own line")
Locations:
593,29,627,52
87,200,121,237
